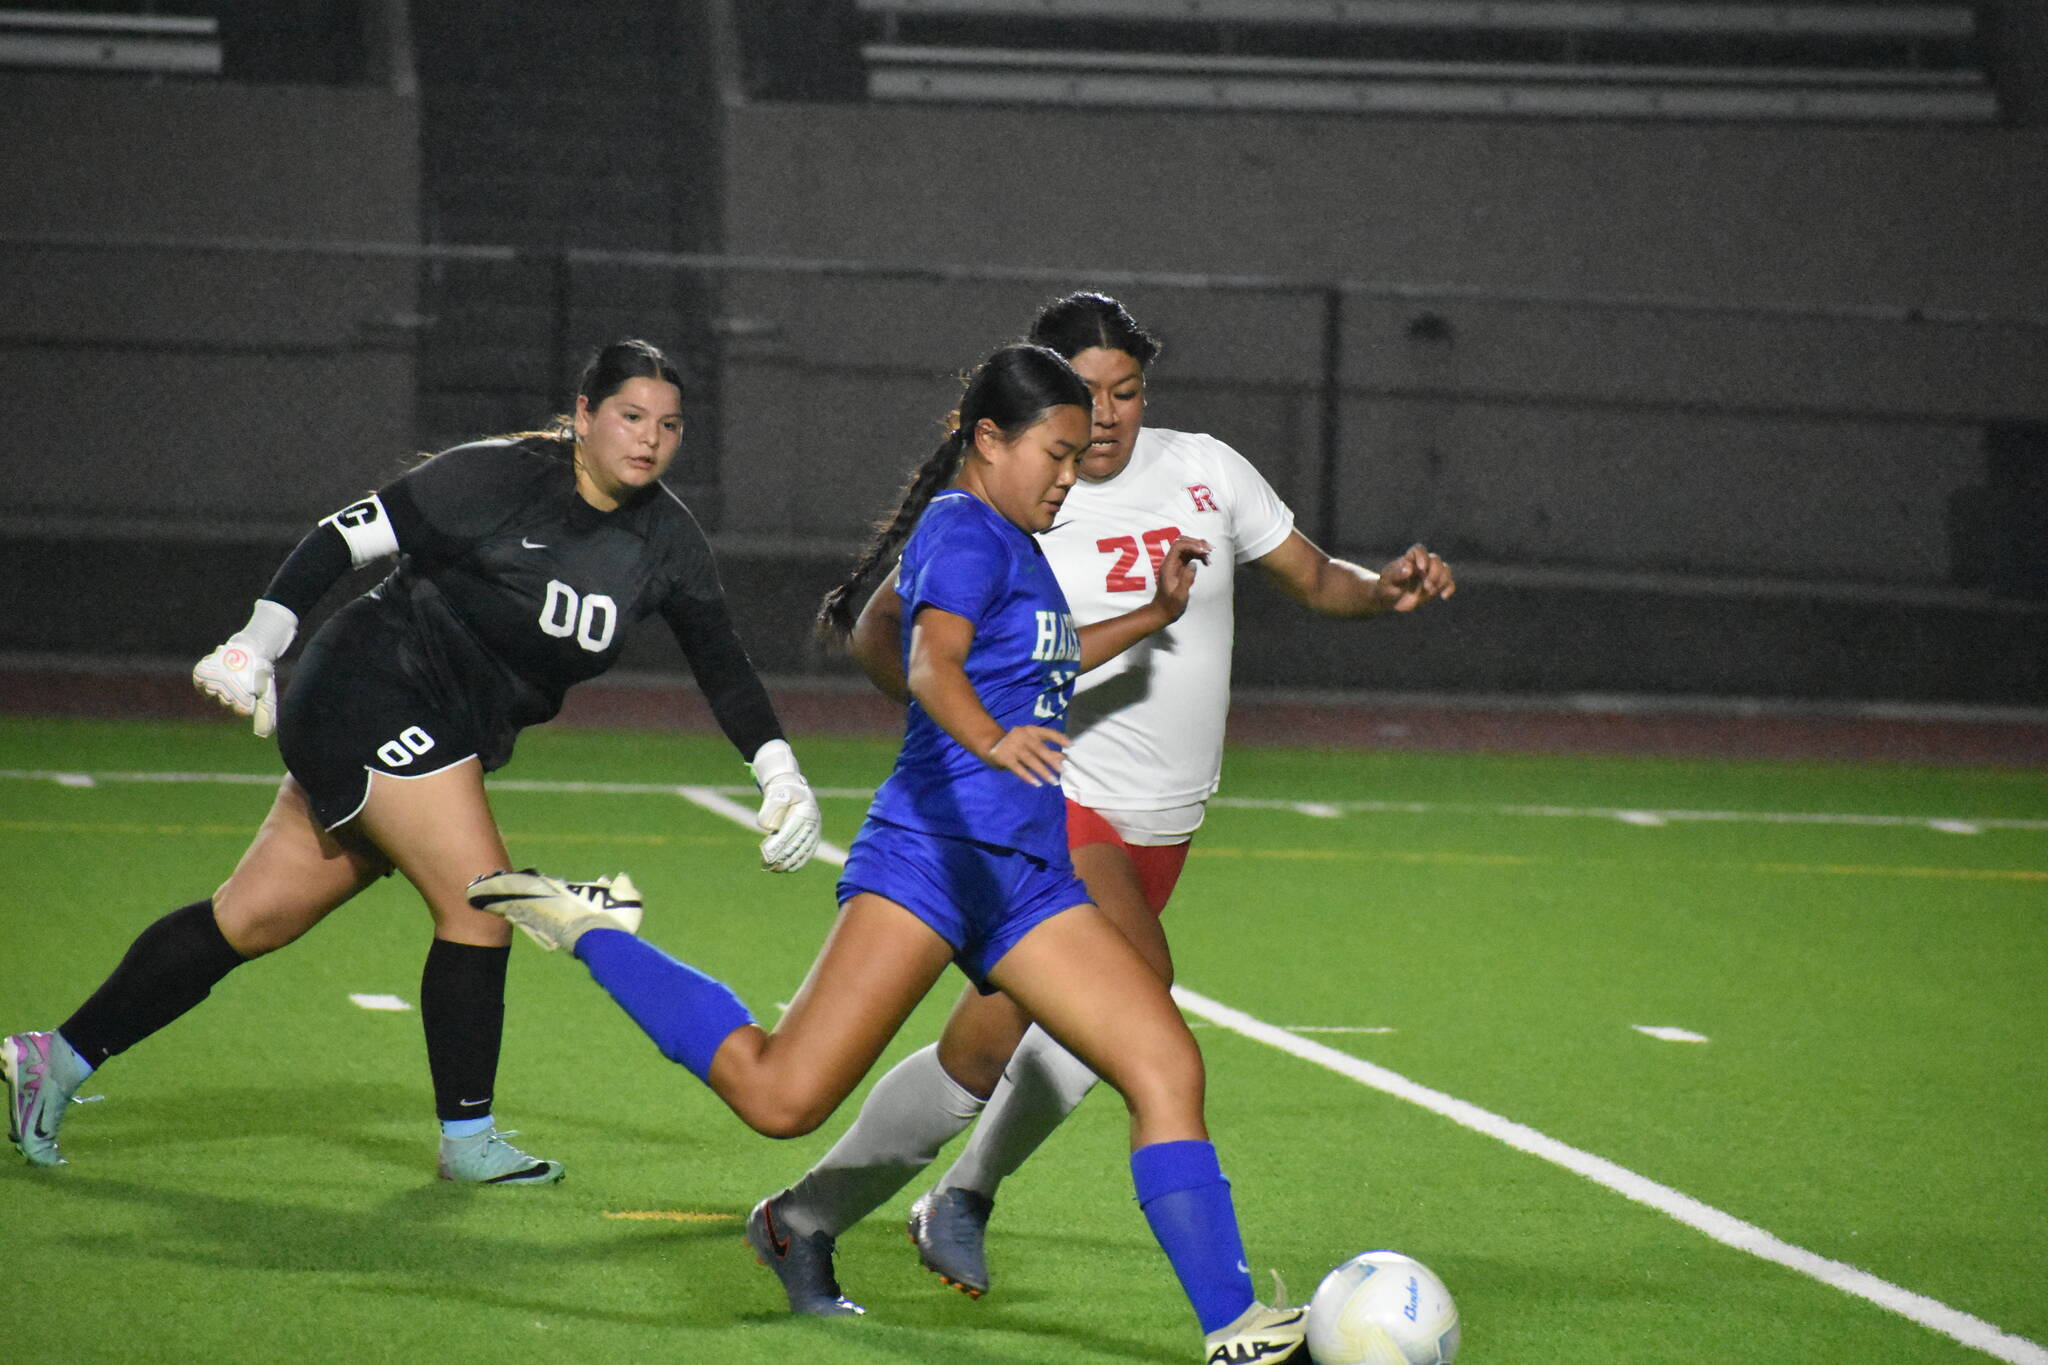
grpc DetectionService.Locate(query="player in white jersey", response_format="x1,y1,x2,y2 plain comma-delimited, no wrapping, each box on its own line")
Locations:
1053,422,1296,825
747,294,1454,1317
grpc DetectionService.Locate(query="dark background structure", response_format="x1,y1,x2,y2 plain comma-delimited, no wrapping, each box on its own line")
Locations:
3,0,2044,716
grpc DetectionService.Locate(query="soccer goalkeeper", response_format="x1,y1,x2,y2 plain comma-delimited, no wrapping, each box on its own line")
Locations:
4,340,822,1185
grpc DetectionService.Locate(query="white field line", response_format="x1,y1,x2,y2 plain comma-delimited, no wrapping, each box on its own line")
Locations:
723,789,2043,1363
5,768,2046,834
756,788,2046,1362
1175,986,2048,1365
672,784,851,867
6,764,2043,1357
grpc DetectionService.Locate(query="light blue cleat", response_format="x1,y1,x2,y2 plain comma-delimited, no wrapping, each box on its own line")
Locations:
3,1032,89,1168
436,1127,564,1185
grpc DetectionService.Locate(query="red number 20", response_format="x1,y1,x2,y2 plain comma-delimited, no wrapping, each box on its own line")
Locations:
1097,526,1182,592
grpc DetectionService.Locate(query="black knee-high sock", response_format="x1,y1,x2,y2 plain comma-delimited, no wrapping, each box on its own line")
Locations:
420,939,510,1123
60,900,249,1068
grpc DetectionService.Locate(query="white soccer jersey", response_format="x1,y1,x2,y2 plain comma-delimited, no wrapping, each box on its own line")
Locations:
1043,426,1295,829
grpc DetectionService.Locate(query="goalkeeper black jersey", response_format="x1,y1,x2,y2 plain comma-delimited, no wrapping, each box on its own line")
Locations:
265,436,781,767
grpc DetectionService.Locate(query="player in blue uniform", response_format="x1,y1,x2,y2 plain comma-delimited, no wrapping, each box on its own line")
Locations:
761,292,1455,1310
468,343,1312,1363
2,340,823,1185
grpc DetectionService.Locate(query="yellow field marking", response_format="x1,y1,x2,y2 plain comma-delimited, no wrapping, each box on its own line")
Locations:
601,1210,737,1223
0,818,727,848
1194,847,1540,867
1749,861,2048,882
1192,845,2047,883
9,821,2038,883
0,819,251,837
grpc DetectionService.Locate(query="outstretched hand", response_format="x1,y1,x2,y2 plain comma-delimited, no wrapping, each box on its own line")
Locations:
1150,536,1213,625
1372,544,1456,613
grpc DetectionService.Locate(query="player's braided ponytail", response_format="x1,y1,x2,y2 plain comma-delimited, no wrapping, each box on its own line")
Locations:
816,343,1087,642
815,426,971,641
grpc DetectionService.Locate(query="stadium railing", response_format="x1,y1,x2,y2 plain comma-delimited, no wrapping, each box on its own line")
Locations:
0,9,222,76
853,0,1997,122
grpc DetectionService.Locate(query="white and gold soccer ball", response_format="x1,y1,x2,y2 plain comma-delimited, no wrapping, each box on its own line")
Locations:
1306,1250,1460,1365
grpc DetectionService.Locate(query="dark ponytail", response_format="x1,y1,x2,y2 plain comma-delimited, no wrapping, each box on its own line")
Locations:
499,338,686,445
815,426,973,641
816,343,1088,641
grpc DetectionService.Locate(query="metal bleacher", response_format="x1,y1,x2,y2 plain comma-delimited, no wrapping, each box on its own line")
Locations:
0,8,221,75
856,0,1999,122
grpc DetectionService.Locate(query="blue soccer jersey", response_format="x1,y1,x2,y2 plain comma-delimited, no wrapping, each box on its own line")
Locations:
868,491,1082,864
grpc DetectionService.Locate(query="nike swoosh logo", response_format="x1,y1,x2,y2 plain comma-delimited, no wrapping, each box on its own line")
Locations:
459,1098,489,1108
521,536,547,549
765,1204,790,1257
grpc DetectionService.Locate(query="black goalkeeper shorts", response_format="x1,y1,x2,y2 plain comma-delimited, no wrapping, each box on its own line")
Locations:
276,600,488,831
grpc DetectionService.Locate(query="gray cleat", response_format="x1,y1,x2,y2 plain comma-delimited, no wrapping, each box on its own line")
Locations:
906,1185,994,1298
745,1194,865,1316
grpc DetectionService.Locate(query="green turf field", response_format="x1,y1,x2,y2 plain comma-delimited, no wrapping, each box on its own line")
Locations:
3,716,2044,1363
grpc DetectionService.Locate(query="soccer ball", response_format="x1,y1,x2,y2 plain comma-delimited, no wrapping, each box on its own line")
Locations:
1305,1250,1460,1365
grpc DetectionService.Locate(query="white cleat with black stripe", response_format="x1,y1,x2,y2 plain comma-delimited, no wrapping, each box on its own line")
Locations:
436,1126,564,1186
466,869,642,952
1202,1301,1310,1365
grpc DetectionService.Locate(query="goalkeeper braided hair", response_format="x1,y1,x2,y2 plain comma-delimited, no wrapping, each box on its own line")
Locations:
816,343,1088,641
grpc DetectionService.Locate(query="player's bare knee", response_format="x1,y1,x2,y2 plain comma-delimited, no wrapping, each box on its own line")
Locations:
1113,1040,1205,1119
209,890,303,957
733,1091,833,1140
214,869,344,955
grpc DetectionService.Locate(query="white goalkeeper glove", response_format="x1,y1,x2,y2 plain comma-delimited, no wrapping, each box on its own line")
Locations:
748,738,821,873
193,600,298,738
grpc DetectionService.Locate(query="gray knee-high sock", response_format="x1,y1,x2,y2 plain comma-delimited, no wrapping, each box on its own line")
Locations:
777,1043,986,1238
938,1024,1099,1199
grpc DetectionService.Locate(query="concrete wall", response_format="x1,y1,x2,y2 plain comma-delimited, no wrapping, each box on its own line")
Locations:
4,77,2042,706
2,74,421,533
714,104,2048,590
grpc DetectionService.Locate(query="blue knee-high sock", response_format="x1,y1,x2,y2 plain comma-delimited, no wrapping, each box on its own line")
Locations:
573,928,755,1082
1130,1139,1256,1334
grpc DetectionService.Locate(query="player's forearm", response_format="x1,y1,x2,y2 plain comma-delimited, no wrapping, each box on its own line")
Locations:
663,595,785,759
906,658,1005,757
1296,557,1387,617
257,522,354,621
1077,603,1172,672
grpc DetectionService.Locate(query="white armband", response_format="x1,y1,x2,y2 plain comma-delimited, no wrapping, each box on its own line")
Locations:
320,492,400,567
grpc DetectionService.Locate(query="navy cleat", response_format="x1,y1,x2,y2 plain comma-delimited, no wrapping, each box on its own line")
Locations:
745,1194,866,1317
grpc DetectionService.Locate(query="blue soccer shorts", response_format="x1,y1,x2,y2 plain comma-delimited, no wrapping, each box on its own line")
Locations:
836,816,1092,992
